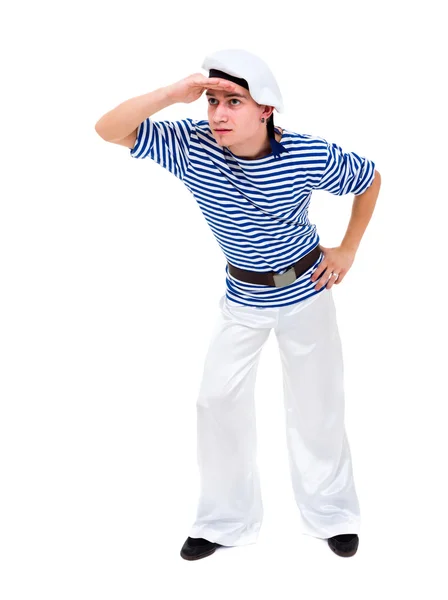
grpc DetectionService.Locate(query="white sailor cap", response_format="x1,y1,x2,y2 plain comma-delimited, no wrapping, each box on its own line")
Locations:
201,48,284,113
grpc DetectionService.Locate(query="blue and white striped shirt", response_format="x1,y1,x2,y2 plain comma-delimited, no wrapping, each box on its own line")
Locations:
130,118,376,307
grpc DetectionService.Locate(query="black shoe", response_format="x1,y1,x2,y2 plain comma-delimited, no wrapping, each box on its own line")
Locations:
327,533,359,557
180,536,222,561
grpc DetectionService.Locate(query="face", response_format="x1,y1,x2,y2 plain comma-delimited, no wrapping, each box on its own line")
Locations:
205,84,273,148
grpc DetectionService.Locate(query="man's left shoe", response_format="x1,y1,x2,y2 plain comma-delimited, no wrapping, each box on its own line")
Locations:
327,533,359,557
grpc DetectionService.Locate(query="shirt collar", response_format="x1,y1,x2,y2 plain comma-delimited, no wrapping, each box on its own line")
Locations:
270,135,289,158
215,125,290,159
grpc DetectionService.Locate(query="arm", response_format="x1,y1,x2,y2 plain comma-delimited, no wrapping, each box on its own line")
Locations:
94,74,237,143
94,86,176,142
312,169,382,289
340,169,382,253
95,75,239,180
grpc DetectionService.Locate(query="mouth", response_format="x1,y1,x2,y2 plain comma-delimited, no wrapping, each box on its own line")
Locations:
215,129,232,134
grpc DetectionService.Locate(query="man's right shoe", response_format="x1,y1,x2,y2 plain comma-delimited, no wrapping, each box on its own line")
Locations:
180,536,222,561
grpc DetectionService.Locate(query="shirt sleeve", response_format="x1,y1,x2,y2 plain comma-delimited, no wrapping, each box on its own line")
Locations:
129,118,195,181
313,139,376,196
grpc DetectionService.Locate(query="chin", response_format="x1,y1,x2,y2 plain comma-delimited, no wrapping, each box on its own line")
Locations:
215,137,228,147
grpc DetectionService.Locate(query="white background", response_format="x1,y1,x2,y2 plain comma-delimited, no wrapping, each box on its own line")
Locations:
1,1,447,598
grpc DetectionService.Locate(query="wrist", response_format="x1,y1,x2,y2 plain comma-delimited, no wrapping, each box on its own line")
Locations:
340,241,359,255
163,84,179,104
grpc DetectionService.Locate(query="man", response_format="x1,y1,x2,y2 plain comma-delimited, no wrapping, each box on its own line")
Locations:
95,48,381,561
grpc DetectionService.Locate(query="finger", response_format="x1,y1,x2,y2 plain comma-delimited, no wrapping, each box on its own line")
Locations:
312,262,335,284
314,270,332,291
326,273,339,289
201,81,235,97
327,272,342,289
196,76,219,85
205,78,234,87
311,263,328,282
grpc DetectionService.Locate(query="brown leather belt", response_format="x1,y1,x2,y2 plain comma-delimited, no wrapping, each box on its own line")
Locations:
227,245,322,288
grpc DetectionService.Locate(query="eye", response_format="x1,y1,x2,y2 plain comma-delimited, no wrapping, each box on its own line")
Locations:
208,98,241,106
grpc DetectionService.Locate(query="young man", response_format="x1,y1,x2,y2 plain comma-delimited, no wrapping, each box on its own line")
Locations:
95,48,381,561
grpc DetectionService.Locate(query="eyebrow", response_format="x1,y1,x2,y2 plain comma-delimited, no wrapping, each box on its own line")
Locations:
205,91,247,99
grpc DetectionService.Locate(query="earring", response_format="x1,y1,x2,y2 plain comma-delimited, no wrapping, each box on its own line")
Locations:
261,118,265,123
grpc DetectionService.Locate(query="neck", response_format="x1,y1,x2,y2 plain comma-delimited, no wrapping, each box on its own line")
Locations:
227,129,275,160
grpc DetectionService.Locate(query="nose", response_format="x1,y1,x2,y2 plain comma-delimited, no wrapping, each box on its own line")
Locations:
211,102,229,124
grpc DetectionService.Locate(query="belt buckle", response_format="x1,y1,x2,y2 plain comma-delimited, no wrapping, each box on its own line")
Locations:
272,266,296,288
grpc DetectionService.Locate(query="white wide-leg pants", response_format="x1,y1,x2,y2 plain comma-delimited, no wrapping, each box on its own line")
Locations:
188,288,360,546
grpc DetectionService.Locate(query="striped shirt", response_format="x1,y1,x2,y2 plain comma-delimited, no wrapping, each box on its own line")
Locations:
130,118,376,307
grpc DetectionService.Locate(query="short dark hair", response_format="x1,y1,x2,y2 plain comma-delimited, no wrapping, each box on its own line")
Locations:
267,114,275,138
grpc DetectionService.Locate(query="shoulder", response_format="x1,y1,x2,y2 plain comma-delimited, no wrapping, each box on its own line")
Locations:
284,129,328,147
281,130,329,160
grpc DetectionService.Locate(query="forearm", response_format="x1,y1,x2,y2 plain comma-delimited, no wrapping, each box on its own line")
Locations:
94,85,176,142
340,170,382,253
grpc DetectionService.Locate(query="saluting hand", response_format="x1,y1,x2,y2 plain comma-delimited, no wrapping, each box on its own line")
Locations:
167,73,237,105
311,245,356,290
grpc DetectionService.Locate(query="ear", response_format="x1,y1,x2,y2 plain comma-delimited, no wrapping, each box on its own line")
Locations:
262,106,274,119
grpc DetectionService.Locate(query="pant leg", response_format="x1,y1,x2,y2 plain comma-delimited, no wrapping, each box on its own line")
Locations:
188,294,275,546
274,288,361,539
